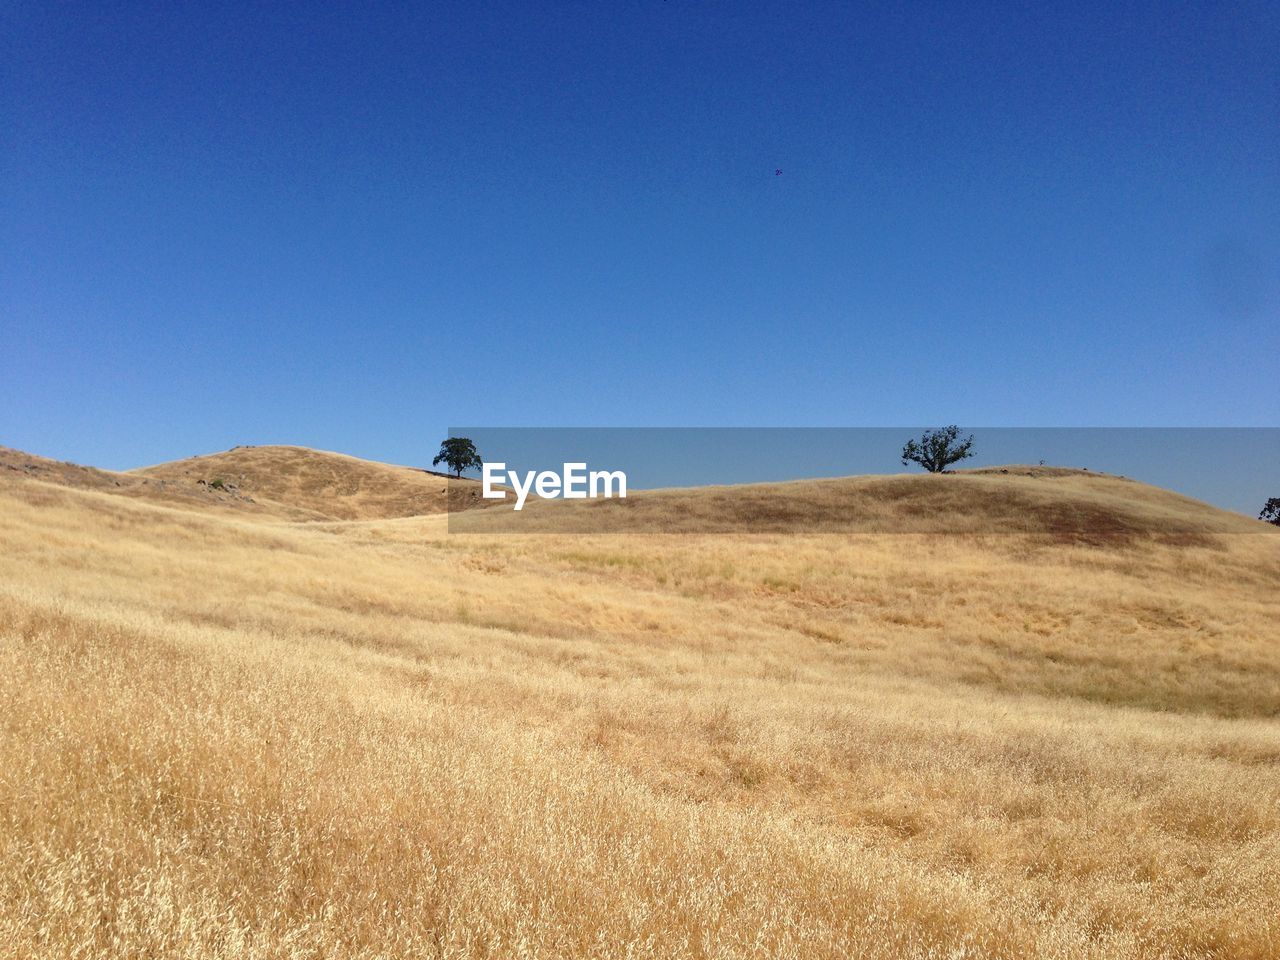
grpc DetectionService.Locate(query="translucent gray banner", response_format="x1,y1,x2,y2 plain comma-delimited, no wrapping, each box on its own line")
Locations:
444,428,1280,535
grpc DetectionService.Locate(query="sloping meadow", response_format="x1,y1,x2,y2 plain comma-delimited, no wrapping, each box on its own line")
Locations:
2,469,1279,958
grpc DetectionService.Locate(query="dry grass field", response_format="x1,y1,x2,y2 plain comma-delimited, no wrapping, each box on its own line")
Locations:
2,445,1278,958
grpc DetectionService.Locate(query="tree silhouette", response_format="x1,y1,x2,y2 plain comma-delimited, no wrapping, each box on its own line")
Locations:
1260,498,1280,526
901,426,975,474
433,437,482,479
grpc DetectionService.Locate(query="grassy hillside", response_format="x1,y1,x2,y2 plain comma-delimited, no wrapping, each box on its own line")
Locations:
133,444,498,520
2,448,1278,959
451,464,1259,538
0,444,307,517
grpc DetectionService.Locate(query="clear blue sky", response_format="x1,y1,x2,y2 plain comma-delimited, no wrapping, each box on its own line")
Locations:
2,1,1277,474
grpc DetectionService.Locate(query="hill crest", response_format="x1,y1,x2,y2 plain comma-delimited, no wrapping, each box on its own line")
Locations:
131,444,490,521
4,443,1274,536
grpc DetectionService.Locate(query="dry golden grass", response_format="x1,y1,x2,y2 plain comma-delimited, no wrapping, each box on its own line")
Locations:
2,450,1278,958
132,444,499,520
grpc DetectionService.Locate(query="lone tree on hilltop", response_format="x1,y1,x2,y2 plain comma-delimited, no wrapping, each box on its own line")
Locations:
433,437,482,478
1260,498,1280,526
901,425,975,473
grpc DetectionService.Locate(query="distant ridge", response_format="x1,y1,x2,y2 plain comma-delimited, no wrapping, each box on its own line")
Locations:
3,443,1273,536
131,445,492,521
450,465,1270,539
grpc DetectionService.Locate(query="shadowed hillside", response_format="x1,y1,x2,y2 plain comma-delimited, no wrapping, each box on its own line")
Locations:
451,465,1264,540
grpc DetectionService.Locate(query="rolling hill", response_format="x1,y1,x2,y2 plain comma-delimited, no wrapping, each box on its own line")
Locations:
132,444,497,520
1,444,501,521
449,463,1260,538
1,444,1278,959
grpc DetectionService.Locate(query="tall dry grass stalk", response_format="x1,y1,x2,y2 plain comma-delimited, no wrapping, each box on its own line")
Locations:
2,468,1278,958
